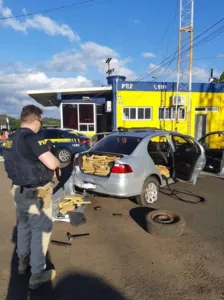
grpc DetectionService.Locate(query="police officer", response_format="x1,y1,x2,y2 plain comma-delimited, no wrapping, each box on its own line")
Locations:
2,105,61,289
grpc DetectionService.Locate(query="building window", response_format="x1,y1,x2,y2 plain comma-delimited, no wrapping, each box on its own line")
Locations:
159,107,186,120
123,107,152,120
178,107,186,120
159,107,172,120
195,107,218,112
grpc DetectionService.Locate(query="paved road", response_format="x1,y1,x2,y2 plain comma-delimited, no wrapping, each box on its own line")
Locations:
0,164,224,300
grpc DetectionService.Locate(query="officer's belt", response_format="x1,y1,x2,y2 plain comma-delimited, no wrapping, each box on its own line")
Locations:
20,182,49,193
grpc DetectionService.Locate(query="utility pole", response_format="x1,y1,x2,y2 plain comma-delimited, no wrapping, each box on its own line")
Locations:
105,57,114,76
176,0,194,135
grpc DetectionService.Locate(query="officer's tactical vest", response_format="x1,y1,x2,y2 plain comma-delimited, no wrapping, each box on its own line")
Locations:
2,128,53,187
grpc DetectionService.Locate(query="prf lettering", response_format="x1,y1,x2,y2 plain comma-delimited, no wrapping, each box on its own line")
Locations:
38,140,47,146
2,141,13,148
121,83,133,89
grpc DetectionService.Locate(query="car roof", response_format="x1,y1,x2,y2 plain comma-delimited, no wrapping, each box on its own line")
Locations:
109,129,168,138
41,127,83,132
41,127,68,130
108,128,194,139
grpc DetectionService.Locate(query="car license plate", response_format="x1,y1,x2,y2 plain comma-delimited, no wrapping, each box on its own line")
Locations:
82,181,96,189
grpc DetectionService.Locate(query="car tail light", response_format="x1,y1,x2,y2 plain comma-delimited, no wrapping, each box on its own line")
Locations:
111,164,133,174
80,139,89,145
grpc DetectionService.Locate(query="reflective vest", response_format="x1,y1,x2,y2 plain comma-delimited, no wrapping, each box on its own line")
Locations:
2,128,53,187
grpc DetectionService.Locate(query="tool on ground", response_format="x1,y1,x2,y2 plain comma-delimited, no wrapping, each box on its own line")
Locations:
94,206,101,211
112,213,123,217
51,232,90,247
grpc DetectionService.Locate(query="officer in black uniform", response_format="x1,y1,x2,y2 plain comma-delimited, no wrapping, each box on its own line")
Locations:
2,105,61,289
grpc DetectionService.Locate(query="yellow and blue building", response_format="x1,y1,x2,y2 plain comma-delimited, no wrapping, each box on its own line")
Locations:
28,75,224,139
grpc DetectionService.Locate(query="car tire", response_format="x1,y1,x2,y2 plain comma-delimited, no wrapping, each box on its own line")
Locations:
136,176,159,206
145,210,185,237
56,148,72,163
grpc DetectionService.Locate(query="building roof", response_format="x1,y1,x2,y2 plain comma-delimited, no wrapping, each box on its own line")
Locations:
27,86,112,107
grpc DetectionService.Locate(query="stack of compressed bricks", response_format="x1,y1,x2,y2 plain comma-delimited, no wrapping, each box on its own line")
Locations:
59,194,91,215
82,155,120,176
155,165,170,178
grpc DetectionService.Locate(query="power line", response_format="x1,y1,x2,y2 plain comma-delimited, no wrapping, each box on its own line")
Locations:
0,0,109,21
143,17,224,81
193,56,224,60
154,0,178,58
94,20,224,104
134,16,224,83
162,0,179,58
87,17,224,105
125,18,224,103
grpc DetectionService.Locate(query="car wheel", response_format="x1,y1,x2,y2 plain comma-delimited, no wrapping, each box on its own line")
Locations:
136,176,159,206
145,210,185,237
56,148,72,163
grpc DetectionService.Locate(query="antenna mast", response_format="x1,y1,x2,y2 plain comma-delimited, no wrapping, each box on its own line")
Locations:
176,0,194,134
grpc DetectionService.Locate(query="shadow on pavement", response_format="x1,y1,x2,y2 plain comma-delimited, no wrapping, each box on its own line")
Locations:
160,185,206,204
6,223,126,299
130,207,156,232
6,234,126,300
6,226,54,300
53,163,73,194
52,272,126,300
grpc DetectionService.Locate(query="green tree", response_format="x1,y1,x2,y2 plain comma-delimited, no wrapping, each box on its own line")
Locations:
219,72,224,83
8,116,20,129
0,115,60,130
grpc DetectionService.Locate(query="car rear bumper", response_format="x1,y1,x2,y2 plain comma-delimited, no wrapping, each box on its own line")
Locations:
73,170,143,197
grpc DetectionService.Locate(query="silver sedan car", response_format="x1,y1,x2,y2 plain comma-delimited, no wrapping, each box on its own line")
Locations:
72,129,206,206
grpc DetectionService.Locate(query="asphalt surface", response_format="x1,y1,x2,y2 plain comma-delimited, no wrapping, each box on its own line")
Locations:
0,163,224,300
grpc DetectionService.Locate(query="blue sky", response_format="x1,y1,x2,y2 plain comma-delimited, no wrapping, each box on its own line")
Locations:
0,0,223,117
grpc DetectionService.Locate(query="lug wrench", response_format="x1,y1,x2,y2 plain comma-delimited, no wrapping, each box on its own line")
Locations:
51,232,90,247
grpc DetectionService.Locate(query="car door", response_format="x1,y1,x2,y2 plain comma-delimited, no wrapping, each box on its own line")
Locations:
169,134,206,184
198,131,224,177
44,129,60,143
59,130,79,150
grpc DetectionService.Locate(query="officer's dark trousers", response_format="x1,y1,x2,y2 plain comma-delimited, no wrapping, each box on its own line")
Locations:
11,183,53,274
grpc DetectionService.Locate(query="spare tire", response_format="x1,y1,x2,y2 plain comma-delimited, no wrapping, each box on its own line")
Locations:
146,210,185,237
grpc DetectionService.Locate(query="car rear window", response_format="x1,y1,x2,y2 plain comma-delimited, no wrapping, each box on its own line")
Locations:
91,135,142,155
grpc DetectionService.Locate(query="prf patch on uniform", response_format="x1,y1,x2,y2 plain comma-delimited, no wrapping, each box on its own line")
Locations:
2,141,13,148
38,139,47,146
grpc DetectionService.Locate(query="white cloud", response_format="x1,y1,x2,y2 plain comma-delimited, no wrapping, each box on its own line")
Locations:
40,51,86,72
142,52,156,58
81,42,118,59
0,68,93,117
192,67,210,82
0,0,79,41
147,63,213,82
217,54,224,58
41,42,136,80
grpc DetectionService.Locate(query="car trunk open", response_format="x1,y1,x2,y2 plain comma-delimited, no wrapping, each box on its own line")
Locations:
78,152,123,177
